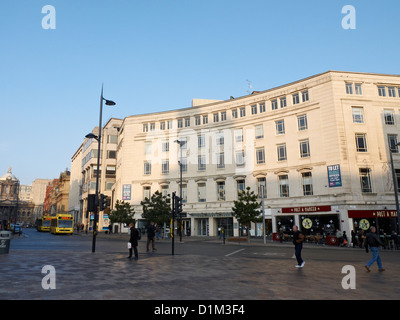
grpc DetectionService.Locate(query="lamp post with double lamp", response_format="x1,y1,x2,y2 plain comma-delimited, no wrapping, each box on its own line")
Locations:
389,142,400,235
85,85,116,253
174,139,185,242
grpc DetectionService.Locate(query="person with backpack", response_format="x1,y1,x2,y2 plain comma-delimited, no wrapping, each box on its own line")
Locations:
292,225,305,268
364,226,385,272
128,222,140,260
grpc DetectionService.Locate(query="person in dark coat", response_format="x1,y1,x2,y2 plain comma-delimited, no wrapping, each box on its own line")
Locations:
146,221,157,252
128,223,139,260
364,226,384,272
292,225,305,268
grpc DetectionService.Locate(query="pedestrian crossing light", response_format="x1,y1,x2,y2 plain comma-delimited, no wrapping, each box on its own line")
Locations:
99,194,109,211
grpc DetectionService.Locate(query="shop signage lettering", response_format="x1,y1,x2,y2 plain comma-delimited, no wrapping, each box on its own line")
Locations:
282,206,331,214
348,210,398,218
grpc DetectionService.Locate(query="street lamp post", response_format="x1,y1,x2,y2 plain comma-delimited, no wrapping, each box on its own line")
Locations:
174,139,184,242
86,84,115,253
389,142,400,235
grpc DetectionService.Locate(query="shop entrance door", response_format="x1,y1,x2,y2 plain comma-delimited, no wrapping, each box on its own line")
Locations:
197,218,208,236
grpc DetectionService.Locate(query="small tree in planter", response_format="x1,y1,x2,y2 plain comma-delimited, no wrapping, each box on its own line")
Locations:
232,187,261,242
109,200,135,233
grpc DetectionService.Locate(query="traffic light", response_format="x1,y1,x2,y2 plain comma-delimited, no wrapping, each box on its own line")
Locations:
99,194,109,211
175,196,183,216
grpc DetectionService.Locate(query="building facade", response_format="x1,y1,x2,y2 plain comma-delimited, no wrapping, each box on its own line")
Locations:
112,71,400,238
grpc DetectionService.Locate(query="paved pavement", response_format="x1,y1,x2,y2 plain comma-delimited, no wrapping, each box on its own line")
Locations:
1,229,400,301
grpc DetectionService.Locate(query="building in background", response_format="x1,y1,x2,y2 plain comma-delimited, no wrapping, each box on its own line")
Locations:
0,167,20,228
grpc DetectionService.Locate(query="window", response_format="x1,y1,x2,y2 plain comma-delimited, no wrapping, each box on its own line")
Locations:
297,115,308,131
150,123,155,131
161,160,169,174
106,166,116,178
259,102,266,113
107,150,116,159
346,83,353,95
302,90,309,102
213,113,219,123
143,186,151,200
396,169,400,193
107,135,117,144
240,107,246,117
280,97,287,108
388,134,399,153
203,115,208,124
302,172,313,196
292,93,300,105
160,121,166,130
352,107,364,123
360,168,372,193
271,99,278,110
279,175,289,198
355,134,367,152
178,119,183,128
236,150,245,167
184,117,190,127
144,161,151,175
232,109,238,119
181,157,187,172
198,155,206,171
384,110,395,125
378,86,386,97
195,116,201,126
255,124,264,139
144,141,152,155
257,177,267,198
216,132,224,145
277,144,287,161
198,134,205,148
234,129,243,143
182,185,187,203
299,139,310,158
143,123,148,132
355,83,363,95
256,148,265,164
167,120,173,129
388,87,396,97
198,183,206,202
275,120,285,135
162,140,169,152
217,153,225,169
221,111,227,121
251,104,257,115
217,182,225,201
237,180,245,195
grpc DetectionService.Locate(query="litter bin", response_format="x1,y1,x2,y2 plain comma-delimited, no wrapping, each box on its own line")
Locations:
0,231,11,254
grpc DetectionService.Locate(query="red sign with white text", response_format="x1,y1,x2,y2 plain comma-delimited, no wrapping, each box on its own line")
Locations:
282,206,332,214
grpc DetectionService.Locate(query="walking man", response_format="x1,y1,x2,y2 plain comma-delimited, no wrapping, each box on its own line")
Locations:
146,221,157,252
128,222,139,260
292,225,305,268
364,226,385,272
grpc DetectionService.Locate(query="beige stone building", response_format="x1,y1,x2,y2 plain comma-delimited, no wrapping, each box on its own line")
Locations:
69,118,122,232
113,71,400,239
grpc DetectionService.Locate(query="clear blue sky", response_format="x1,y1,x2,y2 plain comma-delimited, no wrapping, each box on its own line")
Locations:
1,0,399,185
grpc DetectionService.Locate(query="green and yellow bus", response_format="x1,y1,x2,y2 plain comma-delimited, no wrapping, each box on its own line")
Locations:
49,214,74,235
36,216,52,232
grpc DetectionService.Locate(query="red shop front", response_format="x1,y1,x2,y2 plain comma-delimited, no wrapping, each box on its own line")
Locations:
348,210,398,235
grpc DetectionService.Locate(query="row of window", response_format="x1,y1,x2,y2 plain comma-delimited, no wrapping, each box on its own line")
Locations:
378,85,400,98
142,91,310,132
352,107,398,125
142,167,398,202
143,139,311,175
355,133,399,153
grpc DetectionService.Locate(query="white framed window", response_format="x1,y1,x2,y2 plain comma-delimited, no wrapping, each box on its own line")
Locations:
217,153,225,169
217,181,225,201
297,115,308,131
302,172,313,196
279,175,289,198
177,119,183,128
221,111,227,121
150,123,155,131
198,155,206,171
346,83,353,94
232,109,238,119
299,139,310,158
355,83,363,95
240,107,246,117
257,177,267,198
277,144,287,161
161,160,169,174
388,134,399,153
271,99,278,110
203,115,208,124
275,120,285,135
144,161,151,175
251,104,257,115
384,110,395,125
378,86,386,97
213,113,219,123
195,116,201,126
237,179,245,195
355,133,367,152
255,124,264,139
162,140,169,152
302,90,309,102
143,186,151,200
235,150,245,167
352,107,364,123
198,134,205,148
256,148,265,164
388,87,396,97
259,102,266,113
198,183,206,202
184,117,190,127
292,93,300,105
280,97,287,108
360,168,372,193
